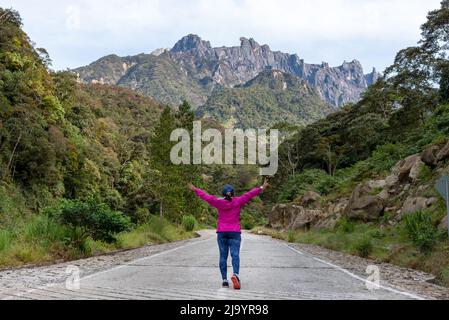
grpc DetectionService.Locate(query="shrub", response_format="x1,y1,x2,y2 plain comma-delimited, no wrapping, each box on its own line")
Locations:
135,208,151,225
147,215,166,234
418,104,449,146
336,217,355,233
241,212,256,230
287,230,296,243
368,143,409,173
417,164,433,183
279,169,335,201
404,210,437,252
369,229,385,239
181,215,196,232
50,198,132,245
354,237,373,258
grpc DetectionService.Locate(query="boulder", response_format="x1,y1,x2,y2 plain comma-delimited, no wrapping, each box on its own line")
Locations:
268,205,286,229
298,191,321,208
427,197,438,207
385,174,399,188
290,209,324,230
436,141,449,162
409,159,424,182
367,179,386,189
438,216,448,231
392,154,423,183
268,204,300,229
390,154,423,184
345,184,385,221
401,196,435,215
327,199,349,216
378,189,390,200
268,204,325,230
421,145,440,166
313,217,337,230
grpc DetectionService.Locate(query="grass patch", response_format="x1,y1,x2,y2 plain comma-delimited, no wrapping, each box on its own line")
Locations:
403,210,438,253
287,230,296,243
0,230,12,252
181,215,196,232
0,214,195,270
353,237,373,258
116,216,193,249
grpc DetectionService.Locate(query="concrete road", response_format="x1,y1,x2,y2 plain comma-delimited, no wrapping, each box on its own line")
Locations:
11,231,421,300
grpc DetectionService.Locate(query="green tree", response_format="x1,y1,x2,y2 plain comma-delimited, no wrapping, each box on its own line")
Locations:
149,106,180,218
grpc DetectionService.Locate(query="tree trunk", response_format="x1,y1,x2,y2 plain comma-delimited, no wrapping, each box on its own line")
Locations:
160,200,163,218
3,132,22,180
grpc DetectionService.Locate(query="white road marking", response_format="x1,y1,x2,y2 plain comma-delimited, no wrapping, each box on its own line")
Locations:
284,243,304,255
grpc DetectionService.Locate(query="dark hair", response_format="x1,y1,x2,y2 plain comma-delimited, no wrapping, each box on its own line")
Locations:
224,191,234,202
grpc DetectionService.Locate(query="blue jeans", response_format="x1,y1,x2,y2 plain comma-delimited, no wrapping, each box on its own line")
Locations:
217,232,241,280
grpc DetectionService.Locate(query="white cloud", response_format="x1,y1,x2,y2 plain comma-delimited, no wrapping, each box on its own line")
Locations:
0,0,442,71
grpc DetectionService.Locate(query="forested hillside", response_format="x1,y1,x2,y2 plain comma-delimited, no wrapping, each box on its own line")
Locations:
0,8,264,267
197,69,332,128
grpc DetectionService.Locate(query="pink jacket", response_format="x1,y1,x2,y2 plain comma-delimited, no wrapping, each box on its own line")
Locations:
193,187,263,232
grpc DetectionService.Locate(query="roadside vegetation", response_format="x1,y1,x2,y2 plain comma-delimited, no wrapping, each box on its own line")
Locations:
0,212,198,269
263,1,449,287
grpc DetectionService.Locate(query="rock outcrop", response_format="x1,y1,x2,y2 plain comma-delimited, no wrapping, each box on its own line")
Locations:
439,216,448,231
345,183,385,221
269,142,449,230
421,145,441,167
401,197,437,215
436,141,449,161
269,204,329,231
298,191,322,208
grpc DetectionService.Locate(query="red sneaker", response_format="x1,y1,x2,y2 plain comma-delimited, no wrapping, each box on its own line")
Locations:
231,275,241,290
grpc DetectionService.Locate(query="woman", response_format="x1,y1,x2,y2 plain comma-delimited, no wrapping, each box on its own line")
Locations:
188,178,269,290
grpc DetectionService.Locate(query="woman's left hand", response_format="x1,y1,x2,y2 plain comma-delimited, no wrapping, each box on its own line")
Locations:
187,183,196,191
261,178,269,190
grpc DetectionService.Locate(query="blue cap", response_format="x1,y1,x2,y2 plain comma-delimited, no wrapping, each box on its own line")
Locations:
222,184,234,195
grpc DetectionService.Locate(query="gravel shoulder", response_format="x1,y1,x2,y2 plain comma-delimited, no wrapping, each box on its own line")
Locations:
0,232,211,300
287,241,449,300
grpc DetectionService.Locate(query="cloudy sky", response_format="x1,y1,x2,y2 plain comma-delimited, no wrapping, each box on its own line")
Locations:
0,0,442,72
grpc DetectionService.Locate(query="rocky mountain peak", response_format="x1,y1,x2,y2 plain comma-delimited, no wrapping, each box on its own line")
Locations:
150,48,169,56
239,37,261,49
365,67,381,86
171,34,212,53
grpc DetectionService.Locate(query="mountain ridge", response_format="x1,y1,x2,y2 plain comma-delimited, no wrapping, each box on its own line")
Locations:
74,34,379,108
